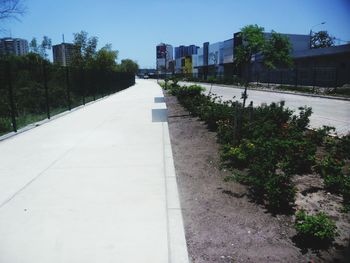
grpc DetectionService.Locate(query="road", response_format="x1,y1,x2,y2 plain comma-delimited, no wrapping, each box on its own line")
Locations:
179,81,350,135
0,79,189,263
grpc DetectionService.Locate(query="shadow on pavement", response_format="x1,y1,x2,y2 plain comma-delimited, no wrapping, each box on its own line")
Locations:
152,109,167,122
154,97,165,103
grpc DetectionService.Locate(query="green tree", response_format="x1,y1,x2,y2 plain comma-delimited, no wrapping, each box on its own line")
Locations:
234,24,265,107
29,36,51,59
72,31,98,67
39,36,52,59
93,44,119,71
118,59,139,74
29,37,39,53
262,32,293,70
311,30,335,48
234,24,265,68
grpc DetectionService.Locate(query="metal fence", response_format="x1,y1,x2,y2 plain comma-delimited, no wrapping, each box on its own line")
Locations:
155,66,349,90
0,60,135,135
251,67,340,88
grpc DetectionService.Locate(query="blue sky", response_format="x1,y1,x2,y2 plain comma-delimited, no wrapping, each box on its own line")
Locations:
2,0,350,68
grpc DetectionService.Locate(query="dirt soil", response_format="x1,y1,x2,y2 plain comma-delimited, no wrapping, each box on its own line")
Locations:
165,93,350,263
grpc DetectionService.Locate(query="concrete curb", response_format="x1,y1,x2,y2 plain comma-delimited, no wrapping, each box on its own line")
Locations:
163,117,190,263
181,81,350,101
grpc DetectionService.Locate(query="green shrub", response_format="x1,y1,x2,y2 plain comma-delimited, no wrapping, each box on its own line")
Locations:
306,126,335,146
280,139,317,175
221,140,255,169
342,172,350,204
198,96,234,130
217,120,234,144
316,155,344,193
295,210,337,243
265,172,296,210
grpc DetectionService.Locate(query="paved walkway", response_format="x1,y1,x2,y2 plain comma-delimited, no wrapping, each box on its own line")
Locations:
0,79,189,263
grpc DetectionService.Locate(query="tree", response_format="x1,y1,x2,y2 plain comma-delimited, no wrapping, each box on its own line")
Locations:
39,36,52,59
234,24,265,107
0,0,26,22
118,59,139,74
93,44,118,71
311,31,335,48
29,37,39,53
29,36,51,59
262,32,292,70
234,24,265,68
72,31,98,67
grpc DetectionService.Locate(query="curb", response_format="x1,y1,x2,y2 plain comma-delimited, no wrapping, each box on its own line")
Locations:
181,81,350,102
161,94,190,263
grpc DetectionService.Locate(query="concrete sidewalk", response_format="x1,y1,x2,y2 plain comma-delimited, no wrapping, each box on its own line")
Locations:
0,79,189,263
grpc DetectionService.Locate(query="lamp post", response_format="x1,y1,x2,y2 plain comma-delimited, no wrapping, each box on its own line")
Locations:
310,22,326,48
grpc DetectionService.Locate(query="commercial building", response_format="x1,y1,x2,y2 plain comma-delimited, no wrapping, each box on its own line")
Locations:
174,45,199,59
159,31,349,86
0,38,29,56
251,43,350,87
173,44,199,74
156,43,173,73
191,32,313,79
52,43,76,66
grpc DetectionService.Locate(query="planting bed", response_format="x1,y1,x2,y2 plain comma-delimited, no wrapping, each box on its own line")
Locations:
165,91,350,262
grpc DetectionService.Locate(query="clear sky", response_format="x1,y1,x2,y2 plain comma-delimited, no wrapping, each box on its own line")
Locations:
2,0,350,68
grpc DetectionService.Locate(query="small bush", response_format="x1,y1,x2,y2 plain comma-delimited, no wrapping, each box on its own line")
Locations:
265,172,296,211
306,126,335,146
316,155,344,193
217,120,234,144
221,140,255,169
295,210,337,243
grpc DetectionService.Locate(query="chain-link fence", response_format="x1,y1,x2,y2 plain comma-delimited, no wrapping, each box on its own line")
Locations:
155,65,349,93
251,67,340,88
0,59,135,136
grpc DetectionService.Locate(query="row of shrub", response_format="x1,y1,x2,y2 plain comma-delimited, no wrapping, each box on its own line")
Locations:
163,80,349,245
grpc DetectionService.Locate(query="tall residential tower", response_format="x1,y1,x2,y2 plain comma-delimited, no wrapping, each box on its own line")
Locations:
0,38,29,56
156,43,173,73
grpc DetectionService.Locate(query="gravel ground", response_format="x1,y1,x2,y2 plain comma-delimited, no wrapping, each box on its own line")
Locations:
165,92,350,263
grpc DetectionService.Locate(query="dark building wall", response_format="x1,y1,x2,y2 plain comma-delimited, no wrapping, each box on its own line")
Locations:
203,42,209,79
250,51,350,87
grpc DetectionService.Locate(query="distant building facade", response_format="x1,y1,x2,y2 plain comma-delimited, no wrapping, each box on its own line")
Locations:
0,38,29,56
156,43,173,73
158,31,349,86
251,43,350,87
174,45,199,59
52,43,76,66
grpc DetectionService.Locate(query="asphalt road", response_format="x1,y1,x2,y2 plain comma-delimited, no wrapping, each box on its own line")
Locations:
179,81,350,136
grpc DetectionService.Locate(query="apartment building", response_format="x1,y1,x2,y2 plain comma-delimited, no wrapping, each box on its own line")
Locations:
0,38,29,56
52,43,76,66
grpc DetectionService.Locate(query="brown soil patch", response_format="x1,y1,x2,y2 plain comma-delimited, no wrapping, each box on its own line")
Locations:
165,93,350,263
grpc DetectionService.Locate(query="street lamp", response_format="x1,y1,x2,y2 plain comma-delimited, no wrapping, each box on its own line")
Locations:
310,22,326,48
